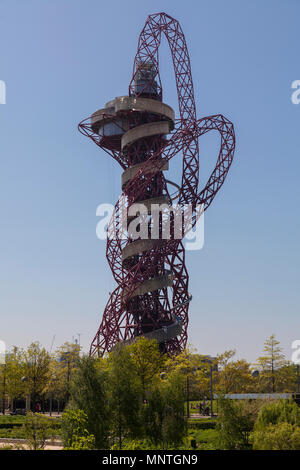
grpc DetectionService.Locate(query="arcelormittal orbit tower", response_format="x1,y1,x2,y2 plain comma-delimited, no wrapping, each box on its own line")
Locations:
79,12,235,356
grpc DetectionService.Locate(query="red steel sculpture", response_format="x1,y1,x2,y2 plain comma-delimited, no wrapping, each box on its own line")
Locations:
79,12,235,356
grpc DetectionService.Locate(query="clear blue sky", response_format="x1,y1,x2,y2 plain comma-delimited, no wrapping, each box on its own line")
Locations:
0,0,299,363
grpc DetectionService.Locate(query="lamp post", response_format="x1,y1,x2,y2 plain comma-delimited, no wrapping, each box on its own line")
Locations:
33,357,37,412
23,357,37,412
49,373,58,417
21,376,30,412
2,364,6,415
186,366,199,418
49,391,53,416
200,357,217,418
186,375,190,419
210,366,213,419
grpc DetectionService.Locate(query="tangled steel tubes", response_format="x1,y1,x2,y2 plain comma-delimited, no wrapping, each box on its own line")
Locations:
79,12,235,356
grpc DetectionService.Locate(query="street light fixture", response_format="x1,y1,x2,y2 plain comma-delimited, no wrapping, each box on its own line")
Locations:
200,357,218,419
2,362,6,415
186,367,198,419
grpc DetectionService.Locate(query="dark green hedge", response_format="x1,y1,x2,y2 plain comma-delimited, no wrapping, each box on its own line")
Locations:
0,423,23,429
0,421,60,430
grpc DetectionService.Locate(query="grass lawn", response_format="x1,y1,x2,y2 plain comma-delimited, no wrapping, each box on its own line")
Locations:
187,427,220,450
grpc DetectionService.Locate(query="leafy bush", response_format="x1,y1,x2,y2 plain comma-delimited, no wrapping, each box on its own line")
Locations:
255,399,300,429
253,422,300,450
0,419,60,429
252,400,300,450
24,412,56,450
66,434,95,450
61,409,95,450
110,439,156,450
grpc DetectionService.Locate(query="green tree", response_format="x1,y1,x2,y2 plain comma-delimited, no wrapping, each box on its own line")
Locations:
257,335,286,393
143,386,165,446
160,370,186,448
216,358,254,394
0,346,24,410
216,397,258,449
275,362,298,392
143,368,186,449
217,350,236,369
43,356,63,411
164,348,192,375
22,342,51,410
128,337,163,399
52,342,80,403
189,354,218,400
164,348,202,408
107,345,142,449
68,355,109,449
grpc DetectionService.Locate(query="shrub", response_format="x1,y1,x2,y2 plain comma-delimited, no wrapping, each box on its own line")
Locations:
255,399,300,429
67,434,96,450
24,412,55,450
253,422,300,450
110,439,155,450
0,423,23,429
252,400,300,450
61,409,95,450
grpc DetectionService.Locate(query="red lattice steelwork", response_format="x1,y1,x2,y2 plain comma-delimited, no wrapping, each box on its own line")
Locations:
78,12,235,356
